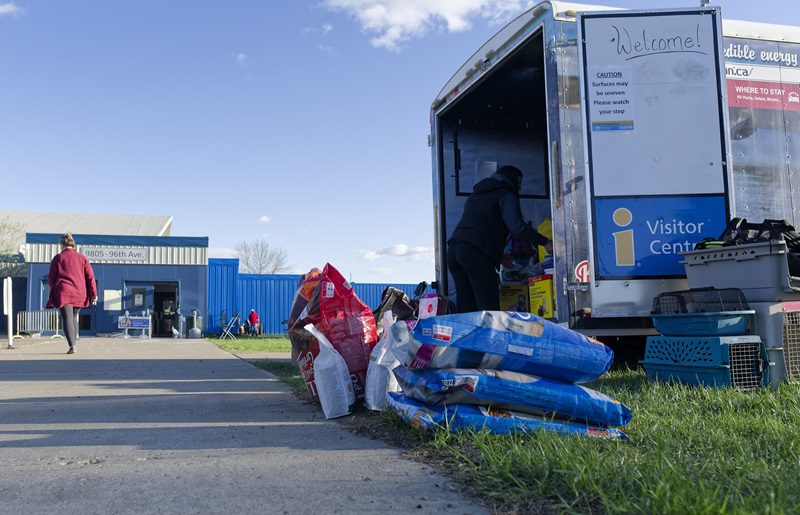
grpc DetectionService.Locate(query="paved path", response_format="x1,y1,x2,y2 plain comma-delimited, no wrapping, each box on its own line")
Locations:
0,338,484,515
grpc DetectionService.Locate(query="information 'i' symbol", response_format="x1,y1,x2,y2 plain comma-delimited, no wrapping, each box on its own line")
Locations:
612,207,635,266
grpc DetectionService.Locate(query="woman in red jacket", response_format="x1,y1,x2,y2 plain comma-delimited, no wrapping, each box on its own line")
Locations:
47,233,97,354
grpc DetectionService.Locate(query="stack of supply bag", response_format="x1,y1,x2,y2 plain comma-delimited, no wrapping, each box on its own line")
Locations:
382,311,631,439
288,263,378,418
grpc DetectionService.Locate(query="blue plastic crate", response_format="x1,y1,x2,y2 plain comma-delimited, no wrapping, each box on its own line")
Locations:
650,311,754,336
641,335,769,390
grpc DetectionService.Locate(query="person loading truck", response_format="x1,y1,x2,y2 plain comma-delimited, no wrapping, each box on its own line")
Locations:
447,165,552,313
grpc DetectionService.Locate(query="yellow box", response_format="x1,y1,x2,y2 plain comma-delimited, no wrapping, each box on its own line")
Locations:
529,275,554,319
499,284,530,312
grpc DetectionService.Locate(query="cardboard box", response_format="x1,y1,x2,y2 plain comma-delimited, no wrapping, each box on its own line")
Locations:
499,284,530,312
529,274,554,319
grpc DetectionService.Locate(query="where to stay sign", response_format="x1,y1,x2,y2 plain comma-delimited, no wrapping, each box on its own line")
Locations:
578,8,729,279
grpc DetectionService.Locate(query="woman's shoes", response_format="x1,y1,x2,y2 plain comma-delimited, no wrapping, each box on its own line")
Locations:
67,346,76,354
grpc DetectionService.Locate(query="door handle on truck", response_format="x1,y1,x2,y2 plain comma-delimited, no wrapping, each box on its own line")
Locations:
551,140,562,209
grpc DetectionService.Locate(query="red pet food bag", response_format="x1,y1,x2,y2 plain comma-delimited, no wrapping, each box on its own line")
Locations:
288,263,377,400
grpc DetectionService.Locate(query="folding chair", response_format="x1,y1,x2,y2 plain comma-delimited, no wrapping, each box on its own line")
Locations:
220,312,240,341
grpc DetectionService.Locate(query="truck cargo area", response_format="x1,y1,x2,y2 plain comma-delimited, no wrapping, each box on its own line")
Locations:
437,30,552,297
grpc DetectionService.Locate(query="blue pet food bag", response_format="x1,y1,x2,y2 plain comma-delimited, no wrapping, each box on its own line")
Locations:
400,311,613,383
386,392,627,439
393,366,631,427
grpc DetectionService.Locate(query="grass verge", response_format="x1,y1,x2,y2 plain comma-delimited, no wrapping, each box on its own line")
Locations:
257,360,800,514
208,335,291,354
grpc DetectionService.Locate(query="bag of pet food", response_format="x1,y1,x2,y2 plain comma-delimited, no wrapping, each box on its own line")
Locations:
288,263,377,400
288,269,322,364
400,311,612,384
307,324,355,419
393,365,631,427
364,315,403,411
386,392,626,439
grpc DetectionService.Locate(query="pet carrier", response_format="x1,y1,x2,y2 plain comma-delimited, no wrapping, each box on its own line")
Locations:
650,311,754,337
782,311,800,381
651,288,749,315
641,335,769,391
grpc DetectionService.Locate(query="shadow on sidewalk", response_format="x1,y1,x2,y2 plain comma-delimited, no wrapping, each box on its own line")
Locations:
0,358,374,453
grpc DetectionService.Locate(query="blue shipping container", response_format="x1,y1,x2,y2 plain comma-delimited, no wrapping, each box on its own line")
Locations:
207,259,431,335
238,274,302,335
207,258,240,333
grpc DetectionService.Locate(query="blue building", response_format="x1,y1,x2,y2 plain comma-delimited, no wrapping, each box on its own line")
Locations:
25,233,208,336
24,235,429,337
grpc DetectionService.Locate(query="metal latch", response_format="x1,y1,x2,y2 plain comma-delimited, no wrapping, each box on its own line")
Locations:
566,282,590,292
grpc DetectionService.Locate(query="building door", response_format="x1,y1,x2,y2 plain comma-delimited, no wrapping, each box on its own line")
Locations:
124,282,154,315
153,282,179,337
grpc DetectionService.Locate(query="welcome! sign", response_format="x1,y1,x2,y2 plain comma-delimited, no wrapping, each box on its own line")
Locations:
578,8,730,279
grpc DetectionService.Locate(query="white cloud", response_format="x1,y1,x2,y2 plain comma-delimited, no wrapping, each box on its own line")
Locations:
371,267,395,276
359,250,379,262
208,246,238,258
359,243,434,262
0,2,22,17
258,215,271,224
318,43,339,57
235,52,248,68
322,0,531,51
302,23,338,56
302,23,334,36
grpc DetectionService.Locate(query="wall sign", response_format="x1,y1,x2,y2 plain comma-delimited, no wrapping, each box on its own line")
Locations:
587,65,636,131
81,246,149,262
725,37,800,113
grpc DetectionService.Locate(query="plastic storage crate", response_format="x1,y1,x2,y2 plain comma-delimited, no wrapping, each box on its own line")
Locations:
641,335,769,391
650,311,754,336
652,288,749,314
683,241,800,302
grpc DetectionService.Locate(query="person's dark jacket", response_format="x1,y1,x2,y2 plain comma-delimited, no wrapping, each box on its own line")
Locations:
449,172,548,265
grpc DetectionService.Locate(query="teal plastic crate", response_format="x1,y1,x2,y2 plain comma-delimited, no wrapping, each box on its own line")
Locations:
641,335,769,390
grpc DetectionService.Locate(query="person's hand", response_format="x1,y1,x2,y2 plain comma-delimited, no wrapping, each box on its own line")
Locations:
544,240,553,254
92,297,98,306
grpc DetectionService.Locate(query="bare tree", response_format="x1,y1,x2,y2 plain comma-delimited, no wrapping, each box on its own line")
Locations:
0,215,24,278
234,239,290,274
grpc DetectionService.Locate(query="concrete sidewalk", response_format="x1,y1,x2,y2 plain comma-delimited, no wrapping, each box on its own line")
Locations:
0,338,484,515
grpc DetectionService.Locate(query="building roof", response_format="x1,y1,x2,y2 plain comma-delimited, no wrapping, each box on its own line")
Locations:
26,233,207,247
1,211,172,238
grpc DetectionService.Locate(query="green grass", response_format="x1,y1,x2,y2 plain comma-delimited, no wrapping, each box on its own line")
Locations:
262,363,800,514
420,369,800,514
208,335,292,354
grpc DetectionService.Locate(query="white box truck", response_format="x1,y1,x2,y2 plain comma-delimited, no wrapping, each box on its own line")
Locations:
430,2,800,339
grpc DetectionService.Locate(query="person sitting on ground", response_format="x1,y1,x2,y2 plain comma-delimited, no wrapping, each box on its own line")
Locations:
246,309,260,336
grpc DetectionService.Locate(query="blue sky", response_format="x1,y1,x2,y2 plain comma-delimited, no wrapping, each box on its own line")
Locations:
1,0,797,283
